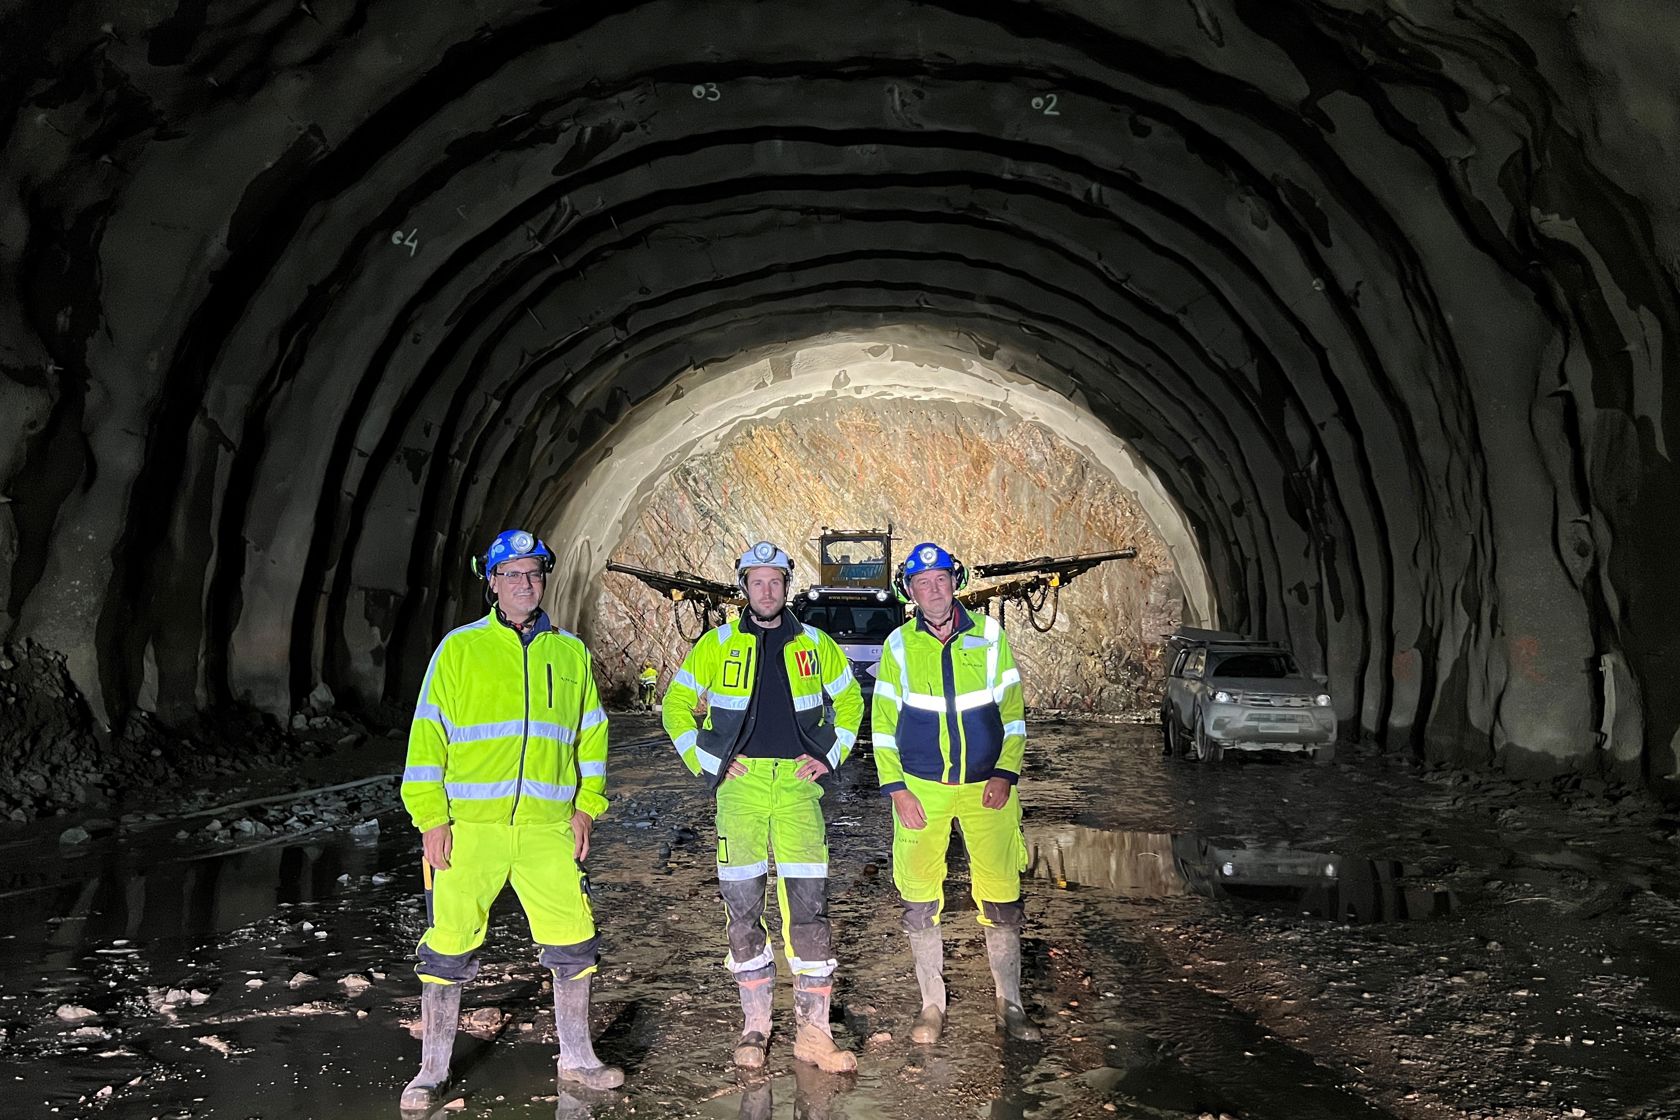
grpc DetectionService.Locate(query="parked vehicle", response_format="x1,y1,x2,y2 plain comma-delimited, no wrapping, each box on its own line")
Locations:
1160,627,1336,763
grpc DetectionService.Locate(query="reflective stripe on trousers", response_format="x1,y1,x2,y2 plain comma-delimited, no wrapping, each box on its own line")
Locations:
714,757,836,977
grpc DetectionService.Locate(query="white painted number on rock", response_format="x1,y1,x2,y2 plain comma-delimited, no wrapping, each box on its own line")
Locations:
691,82,721,102
390,229,419,257
1031,93,1061,116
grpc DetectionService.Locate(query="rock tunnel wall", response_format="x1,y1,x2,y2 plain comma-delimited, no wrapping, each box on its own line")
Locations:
0,1,1675,780
592,395,1181,709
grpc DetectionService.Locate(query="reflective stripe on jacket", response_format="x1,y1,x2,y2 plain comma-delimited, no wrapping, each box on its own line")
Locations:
661,614,864,782
401,613,610,833
871,604,1026,791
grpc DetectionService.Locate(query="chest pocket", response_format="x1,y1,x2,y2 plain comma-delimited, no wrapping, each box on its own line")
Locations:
956,637,997,675
541,658,582,713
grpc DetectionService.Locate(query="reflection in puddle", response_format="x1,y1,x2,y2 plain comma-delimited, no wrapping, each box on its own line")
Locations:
2,829,392,954
1028,826,1458,924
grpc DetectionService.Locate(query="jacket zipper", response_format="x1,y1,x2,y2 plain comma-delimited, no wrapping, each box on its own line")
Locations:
510,637,531,823
547,664,553,708
942,637,964,783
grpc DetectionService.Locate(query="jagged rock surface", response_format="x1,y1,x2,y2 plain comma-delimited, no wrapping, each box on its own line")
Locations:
595,399,1179,709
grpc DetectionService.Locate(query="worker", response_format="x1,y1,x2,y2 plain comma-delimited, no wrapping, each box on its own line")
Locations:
399,528,622,1111
661,540,865,1072
872,541,1042,1044
638,663,658,711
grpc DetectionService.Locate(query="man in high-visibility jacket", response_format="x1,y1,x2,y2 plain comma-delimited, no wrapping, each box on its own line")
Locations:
399,528,622,1111
661,540,865,1073
872,541,1043,1044
638,663,658,711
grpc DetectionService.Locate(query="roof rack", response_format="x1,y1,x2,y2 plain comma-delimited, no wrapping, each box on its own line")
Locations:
1168,625,1289,649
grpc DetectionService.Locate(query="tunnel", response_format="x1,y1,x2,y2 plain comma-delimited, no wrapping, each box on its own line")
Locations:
2,0,1677,786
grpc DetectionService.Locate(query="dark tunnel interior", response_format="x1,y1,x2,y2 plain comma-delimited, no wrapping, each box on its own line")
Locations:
1,0,1678,783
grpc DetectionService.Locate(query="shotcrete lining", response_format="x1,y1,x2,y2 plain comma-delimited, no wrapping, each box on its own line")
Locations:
2,0,1674,777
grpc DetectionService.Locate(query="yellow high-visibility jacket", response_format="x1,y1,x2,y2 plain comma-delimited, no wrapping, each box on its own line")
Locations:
872,604,1026,791
401,612,609,834
661,614,864,783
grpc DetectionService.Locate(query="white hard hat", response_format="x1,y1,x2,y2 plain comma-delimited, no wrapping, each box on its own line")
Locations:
736,540,794,589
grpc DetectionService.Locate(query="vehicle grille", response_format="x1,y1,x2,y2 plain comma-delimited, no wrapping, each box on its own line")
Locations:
1240,693,1312,707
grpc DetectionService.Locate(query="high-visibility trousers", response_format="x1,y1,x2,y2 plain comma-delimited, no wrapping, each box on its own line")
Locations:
891,773,1028,929
415,819,598,984
715,757,836,977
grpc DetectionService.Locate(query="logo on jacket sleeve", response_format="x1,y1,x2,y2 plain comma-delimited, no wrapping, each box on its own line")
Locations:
794,649,818,678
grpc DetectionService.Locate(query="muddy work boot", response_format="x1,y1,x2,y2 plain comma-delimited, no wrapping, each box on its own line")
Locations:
791,974,857,1072
984,925,1043,1041
552,974,625,1090
906,927,946,1043
732,965,775,1068
400,981,462,1111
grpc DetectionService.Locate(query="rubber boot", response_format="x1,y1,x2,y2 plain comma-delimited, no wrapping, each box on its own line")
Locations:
733,965,775,1068
552,974,625,1089
791,974,856,1072
984,926,1042,1041
907,928,946,1043
400,981,461,1111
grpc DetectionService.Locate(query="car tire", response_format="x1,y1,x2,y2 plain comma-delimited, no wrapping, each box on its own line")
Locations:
1311,743,1337,765
1159,711,1174,756
1192,715,1222,763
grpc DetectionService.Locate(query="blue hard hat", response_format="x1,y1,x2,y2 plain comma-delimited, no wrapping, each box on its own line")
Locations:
475,528,555,579
895,541,968,601
903,542,957,577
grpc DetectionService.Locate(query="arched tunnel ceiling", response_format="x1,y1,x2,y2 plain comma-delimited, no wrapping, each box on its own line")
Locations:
0,1,1676,779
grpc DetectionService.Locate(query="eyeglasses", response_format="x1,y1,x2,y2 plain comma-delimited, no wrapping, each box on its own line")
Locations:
495,568,547,585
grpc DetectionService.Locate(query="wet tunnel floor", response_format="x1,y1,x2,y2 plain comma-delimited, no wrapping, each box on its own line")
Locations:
1,715,1678,1120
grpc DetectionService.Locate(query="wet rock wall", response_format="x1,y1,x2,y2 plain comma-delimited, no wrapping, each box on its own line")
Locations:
0,2,1675,780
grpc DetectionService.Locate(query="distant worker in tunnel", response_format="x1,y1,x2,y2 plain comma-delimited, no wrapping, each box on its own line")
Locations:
661,540,865,1072
638,662,658,711
873,541,1042,1044
398,528,623,1111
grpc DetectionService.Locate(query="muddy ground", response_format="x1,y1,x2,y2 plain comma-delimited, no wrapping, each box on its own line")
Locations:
0,712,1677,1120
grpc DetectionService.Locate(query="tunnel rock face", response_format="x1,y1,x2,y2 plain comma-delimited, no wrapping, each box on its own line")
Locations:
593,396,1181,709
0,1,1676,780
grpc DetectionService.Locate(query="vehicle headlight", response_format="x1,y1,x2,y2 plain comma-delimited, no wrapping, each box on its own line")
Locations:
1213,690,1232,703
1324,863,1337,877
807,589,820,600
875,589,889,602
1314,693,1332,707
1220,862,1235,878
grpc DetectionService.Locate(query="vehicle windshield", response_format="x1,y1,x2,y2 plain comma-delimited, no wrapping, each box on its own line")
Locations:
821,538,887,584
1210,651,1300,679
800,601,901,641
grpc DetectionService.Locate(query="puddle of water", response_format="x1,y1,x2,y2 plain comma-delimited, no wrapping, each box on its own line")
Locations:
1027,824,1458,924
0,821,407,957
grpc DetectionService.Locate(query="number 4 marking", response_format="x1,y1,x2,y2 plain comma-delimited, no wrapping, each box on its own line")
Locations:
389,228,419,257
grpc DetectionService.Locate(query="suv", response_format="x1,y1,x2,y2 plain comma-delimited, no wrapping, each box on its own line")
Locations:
1160,627,1337,763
